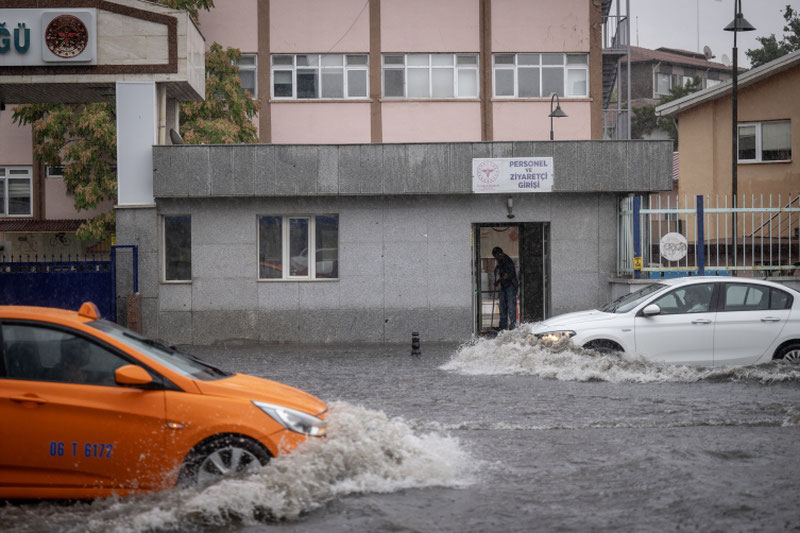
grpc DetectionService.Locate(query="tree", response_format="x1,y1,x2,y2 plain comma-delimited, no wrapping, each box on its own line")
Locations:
632,76,704,150
745,5,800,67
9,1,263,243
179,44,260,144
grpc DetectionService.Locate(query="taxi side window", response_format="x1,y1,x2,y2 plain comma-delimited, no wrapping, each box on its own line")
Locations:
1,324,129,386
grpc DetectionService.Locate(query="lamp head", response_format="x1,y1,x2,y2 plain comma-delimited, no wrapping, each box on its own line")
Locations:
549,105,568,119
724,12,755,32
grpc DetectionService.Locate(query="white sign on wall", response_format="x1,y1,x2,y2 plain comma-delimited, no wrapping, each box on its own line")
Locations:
0,9,97,66
660,232,688,262
472,157,554,193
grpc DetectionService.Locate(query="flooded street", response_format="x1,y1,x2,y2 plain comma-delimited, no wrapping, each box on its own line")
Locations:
3,327,800,532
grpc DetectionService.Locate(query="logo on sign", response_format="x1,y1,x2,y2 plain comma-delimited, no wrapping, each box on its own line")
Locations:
660,232,688,262
476,160,499,184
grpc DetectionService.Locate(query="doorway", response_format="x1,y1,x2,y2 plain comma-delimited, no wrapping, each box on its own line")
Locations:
473,223,550,335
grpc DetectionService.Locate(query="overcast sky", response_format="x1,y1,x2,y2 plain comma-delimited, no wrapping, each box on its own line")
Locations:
615,0,793,67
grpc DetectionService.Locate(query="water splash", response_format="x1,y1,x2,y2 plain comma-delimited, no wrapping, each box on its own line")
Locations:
441,324,800,384
1,403,477,533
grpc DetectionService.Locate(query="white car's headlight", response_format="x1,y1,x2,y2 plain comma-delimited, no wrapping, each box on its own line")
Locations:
253,401,326,437
535,330,576,343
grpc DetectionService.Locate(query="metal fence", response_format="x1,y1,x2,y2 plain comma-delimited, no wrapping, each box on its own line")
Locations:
618,194,800,278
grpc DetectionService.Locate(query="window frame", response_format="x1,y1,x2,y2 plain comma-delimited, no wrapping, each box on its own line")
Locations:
271,54,369,100
382,53,479,99
721,283,793,312
737,120,792,163
491,53,588,99
655,72,672,96
235,53,258,98
258,214,339,281
162,215,192,283
0,166,33,217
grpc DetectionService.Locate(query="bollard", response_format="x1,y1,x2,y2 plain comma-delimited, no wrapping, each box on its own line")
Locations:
411,331,421,356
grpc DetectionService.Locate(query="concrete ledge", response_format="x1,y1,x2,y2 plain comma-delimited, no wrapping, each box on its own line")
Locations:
154,140,674,199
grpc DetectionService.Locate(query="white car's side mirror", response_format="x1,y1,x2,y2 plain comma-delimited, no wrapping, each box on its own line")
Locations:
642,304,661,316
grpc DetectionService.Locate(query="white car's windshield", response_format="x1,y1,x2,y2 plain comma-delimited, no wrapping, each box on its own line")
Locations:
88,319,231,381
600,283,667,313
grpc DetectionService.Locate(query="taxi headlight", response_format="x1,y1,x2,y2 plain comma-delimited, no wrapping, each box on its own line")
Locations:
253,401,326,437
535,330,577,343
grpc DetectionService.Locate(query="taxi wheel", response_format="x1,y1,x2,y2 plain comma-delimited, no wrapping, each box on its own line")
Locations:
178,434,271,486
776,343,800,363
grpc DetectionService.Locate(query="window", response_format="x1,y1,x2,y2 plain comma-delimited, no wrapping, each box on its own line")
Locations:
492,53,587,98
651,283,714,315
705,78,722,89
738,121,791,162
722,284,792,312
258,215,338,280
0,166,33,216
235,53,257,97
271,54,368,99
2,324,130,386
655,72,671,95
45,166,64,178
163,215,191,281
383,54,479,98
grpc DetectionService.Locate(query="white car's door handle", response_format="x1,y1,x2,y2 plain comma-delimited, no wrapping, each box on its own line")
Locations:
691,319,712,324
761,317,782,322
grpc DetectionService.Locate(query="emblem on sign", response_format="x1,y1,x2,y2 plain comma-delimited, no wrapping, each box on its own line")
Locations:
476,160,500,184
45,15,88,58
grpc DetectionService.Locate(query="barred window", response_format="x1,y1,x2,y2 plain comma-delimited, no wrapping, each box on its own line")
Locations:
382,53,479,99
493,53,588,98
271,54,368,99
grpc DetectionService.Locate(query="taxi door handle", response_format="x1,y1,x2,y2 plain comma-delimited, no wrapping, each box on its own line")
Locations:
761,317,781,322
9,395,48,405
691,319,712,325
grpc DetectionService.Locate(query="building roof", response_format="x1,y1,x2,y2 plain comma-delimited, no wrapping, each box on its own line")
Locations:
0,219,84,233
657,49,800,117
624,46,733,72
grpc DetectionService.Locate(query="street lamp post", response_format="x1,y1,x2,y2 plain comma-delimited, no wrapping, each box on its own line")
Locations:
549,93,567,141
724,0,755,267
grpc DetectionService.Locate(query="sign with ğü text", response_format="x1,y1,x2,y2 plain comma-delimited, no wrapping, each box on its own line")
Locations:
472,157,554,193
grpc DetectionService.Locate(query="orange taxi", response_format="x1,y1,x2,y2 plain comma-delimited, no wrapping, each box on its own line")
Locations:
0,302,327,500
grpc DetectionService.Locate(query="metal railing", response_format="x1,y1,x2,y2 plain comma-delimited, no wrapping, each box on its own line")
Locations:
618,194,800,278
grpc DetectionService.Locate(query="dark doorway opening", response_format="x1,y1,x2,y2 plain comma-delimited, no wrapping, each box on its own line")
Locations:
473,223,550,336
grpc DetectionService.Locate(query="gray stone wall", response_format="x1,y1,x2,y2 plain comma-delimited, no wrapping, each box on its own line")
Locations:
119,192,622,345
116,141,674,344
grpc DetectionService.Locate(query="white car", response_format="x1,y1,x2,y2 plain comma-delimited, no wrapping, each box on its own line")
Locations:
530,276,800,367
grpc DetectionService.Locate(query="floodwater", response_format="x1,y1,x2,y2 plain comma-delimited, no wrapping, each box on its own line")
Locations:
3,325,800,532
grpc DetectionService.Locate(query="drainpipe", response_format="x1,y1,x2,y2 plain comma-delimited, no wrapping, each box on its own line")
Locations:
157,84,167,145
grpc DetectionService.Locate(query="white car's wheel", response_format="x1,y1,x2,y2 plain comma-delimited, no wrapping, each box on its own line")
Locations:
776,343,800,363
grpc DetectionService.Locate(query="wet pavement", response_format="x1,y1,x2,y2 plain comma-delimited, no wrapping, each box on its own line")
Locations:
3,330,800,532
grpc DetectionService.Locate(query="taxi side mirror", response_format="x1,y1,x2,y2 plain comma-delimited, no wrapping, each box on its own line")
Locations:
642,304,661,317
115,365,153,386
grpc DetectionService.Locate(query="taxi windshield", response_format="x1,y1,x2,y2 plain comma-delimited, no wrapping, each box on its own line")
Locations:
88,319,231,381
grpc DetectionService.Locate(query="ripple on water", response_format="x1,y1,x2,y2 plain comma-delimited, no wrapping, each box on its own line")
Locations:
440,323,800,384
0,403,478,533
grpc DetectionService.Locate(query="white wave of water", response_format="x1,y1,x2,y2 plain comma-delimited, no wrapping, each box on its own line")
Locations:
2,403,476,533
441,324,800,384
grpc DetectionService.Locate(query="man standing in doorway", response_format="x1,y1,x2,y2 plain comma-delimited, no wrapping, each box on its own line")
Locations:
492,246,518,330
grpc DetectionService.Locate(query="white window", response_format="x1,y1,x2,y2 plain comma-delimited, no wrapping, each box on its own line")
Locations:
655,72,672,95
163,215,191,282
492,53,588,98
258,215,339,280
235,53,258,97
738,120,791,162
705,78,722,89
382,53,479,99
682,75,694,87
0,167,33,217
271,54,368,99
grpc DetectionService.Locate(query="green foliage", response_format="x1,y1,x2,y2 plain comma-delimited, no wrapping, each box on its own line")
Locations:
12,103,117,242
632,77,704,150
161,0,214,21
745,5,800,67
179,44,260,144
